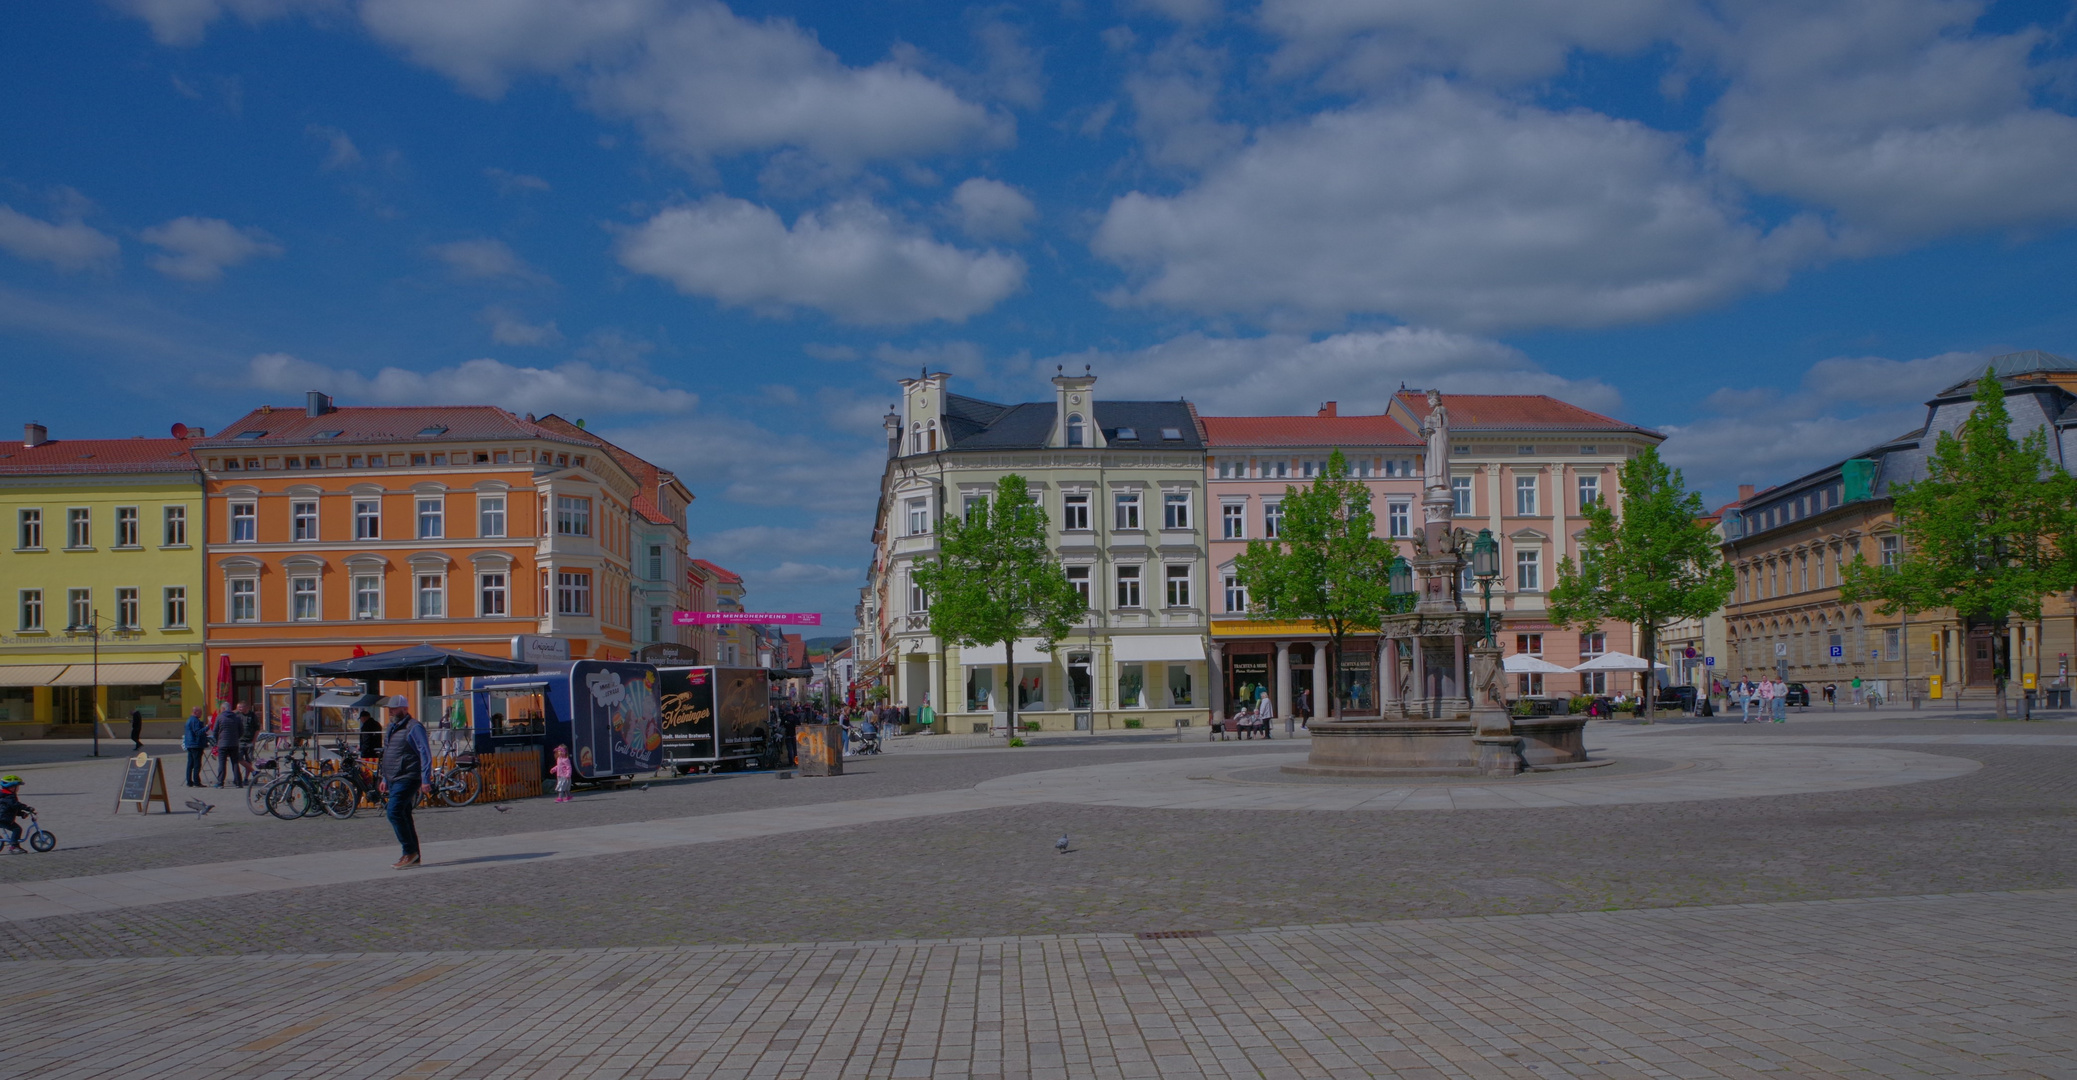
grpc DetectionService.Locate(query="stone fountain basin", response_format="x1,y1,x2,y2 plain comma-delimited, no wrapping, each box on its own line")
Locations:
1288,715,1588,777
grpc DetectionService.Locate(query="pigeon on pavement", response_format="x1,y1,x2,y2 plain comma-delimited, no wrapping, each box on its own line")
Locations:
493,804,511,813
184,798,213,818
1056,834,1070,854
637,782,650,791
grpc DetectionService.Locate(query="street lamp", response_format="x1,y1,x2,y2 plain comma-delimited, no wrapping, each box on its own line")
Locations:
64,607,118,758
1470,528,1500,647
1387,554,1414,611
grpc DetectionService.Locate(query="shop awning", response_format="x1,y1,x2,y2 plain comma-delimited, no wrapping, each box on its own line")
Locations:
1110,634,1208,663
50,662,184,686
0,664,67,687
312,691,388,710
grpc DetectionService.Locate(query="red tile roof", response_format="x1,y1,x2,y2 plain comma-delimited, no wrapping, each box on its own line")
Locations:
692,559,742,585
1392,392,1659,436
1200,414,1421,448
0,437,199,475
198,404,589,449
534,415,690,526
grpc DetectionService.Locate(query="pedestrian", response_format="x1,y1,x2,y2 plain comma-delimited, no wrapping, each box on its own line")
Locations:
376,696,431,869
129,707,144,750
357,710,382,761
236,701,257,773
1773,678,1789,722
212,702,245,787
1755,678,1776,724
550,744,574,802
181,707,208,787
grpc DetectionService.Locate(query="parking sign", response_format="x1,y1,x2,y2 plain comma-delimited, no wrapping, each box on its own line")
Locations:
1829,645,1843,658
1704,656,1715,666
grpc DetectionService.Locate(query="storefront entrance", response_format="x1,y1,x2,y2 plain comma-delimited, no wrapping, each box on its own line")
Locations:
1968,626,1997,686
52,686,95,725
1223,646,1272,718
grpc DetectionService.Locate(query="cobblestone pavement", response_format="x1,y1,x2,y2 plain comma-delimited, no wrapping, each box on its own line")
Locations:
10,889,2073,1079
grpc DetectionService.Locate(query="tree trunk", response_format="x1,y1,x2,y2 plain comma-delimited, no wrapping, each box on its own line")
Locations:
1641,621,1657,722
1992,618,2009,721
1004,639,1019,740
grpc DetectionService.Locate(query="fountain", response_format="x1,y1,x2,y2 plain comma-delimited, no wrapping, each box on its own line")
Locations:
1286,391,1590,778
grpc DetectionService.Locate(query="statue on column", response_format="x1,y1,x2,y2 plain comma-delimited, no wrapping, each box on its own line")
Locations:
1419,388,1449,492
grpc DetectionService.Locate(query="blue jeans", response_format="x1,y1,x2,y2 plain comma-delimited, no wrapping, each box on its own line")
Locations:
385,781,422,858
1773,696,1788,721
1740,696,1754,721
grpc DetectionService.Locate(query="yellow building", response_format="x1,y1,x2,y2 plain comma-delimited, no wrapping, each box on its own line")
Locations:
0,424,206,738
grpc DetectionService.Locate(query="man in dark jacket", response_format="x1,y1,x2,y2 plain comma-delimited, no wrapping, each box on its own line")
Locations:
129,707,144,750
181,708,208,787
376,696,432,869
212,704,245,787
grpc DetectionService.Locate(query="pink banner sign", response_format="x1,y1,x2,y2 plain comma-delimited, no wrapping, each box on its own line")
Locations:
674,611,823,626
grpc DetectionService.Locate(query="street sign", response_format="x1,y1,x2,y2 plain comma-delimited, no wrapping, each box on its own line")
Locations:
1704,656,1715,667
1829,645,1843,658
674,612,823,626
1775,643,1788,657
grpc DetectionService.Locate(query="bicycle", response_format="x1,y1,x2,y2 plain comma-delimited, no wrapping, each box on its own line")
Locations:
264,755,356,821
422,753,483,808
318,740,379,811
4,813,56,853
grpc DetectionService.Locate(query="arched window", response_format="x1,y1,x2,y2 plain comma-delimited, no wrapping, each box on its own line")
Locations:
1066,414,1084,447
927,420,938,452
911,423,923,455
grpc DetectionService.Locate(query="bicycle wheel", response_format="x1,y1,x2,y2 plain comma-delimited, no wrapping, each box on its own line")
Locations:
267,780,311,821
447,769,483,807
29,828,55,852
317,776,358,819
246,774,274,815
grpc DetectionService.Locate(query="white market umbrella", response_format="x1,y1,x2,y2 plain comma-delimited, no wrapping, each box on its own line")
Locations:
1571,651,1654,673
1503,653,1573,675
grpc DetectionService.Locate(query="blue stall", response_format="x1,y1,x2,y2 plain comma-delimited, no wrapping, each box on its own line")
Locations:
473,660,663,780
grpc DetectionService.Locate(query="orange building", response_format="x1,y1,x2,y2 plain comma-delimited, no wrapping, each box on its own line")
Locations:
196,393,639,710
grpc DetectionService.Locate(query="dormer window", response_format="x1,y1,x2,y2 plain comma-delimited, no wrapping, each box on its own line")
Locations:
1066,414,1084,447
417,425,448,437
1116,427,1138,441
1160,428,1182,441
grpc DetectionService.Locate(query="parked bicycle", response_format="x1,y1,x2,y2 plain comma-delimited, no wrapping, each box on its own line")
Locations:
422,753,483,808
263,754,356,821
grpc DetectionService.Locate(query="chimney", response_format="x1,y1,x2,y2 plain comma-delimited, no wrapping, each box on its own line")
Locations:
1738,484,1755,502
305,390,334,417
1318,401,1338,417
23,423,47,448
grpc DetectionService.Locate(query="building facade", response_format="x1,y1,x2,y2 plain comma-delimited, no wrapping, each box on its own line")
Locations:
692,559,748,665
0,425,206,737
195,395,637,712
870,372,1209,732
535,416,693,655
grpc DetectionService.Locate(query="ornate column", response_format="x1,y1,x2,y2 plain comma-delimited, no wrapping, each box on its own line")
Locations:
1310,642,1329,726
1274,641,1292,722
1411,633,1428,717
1453,628,1468,712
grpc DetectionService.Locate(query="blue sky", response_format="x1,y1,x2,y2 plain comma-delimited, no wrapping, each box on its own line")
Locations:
4,0,2077,627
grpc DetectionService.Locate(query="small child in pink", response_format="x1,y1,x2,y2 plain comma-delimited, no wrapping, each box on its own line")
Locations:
550,745,574,802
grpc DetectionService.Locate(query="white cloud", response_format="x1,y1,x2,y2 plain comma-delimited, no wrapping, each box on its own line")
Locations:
1076,327,1622,417
109,0,332,47
1094,83,1825,332
484,167,550,193
1704,0,2077,243
139,216,283,282
617,197,1024,325
0,206,120,273
1124,37,1242,169
949,178,1036,241
428,238,551,285
244,352,696,415
753,562,863,587
610,409,884,509
361,0,1002,169
693,520,871,564
305,124,362,170
479,306,563,346
1259,0,1685,88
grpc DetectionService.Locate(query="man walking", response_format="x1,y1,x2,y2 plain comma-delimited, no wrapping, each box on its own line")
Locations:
1773,678,1790,723
212,702,245,787
129,707,144,750
376,696,431,869
181,707,208,787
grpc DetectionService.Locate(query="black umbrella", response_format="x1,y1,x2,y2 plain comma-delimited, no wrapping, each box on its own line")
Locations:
305,643,539,682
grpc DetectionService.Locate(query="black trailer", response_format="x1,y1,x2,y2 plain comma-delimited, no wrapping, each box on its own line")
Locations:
659,666,773,773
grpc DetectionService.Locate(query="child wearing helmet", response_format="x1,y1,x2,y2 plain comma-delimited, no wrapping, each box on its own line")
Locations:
0,776,32,854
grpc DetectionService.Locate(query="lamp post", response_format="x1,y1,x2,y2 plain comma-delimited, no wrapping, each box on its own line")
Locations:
1470,529,1500,647
1387,554,1414,611
65,607,114,758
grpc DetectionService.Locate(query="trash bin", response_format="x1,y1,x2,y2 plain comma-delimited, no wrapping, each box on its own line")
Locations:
796,724,844,776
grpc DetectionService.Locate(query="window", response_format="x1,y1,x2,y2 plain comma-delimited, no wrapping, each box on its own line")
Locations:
1116,565,1142,608
1163,492,1191,530
1263,500,1284,538
1578,475,1599,509
1880,536,1900,567
479,495,506,538
291,577,319,621
17,508,40,550
115,506,139,547
1118,664,1147,709
1266,460,1289,479
648,545,664,580
417,498,444,539
1387,502,1411,538
1223,574,1248,612
1580,445,1599,455
162,586,185,628
1066,414,1084,447
67,588,90,629
1165,564,1191,607
229,579,256,622
1517,674,1546,696
1515,549,1540,591
1065,566,1089,604
1514,476,1538,516
411,454,428,467
555,496,591,536
963,494,985,521
1017,666,1046,709
354,499,380,539
68,507,92,548
481,573,508,616
1515,633,1543,656
226,502,254,543
556,571,592,615
909,575,929,613
1581,631,1607,657
906,497,930,536
1452,477,1472,516
1883,628,1900,661
1215,460,1244,478
353,575,381,619
17,590,40,631
1063,493,1090,531
1168,664,1193,706
1116,427,1138,441
1221,501,1245,539
416,574,445,618
292,501,318,541
1115,492,1142,530
1582,671,1607,694
648,606,662,641
116,587,139,629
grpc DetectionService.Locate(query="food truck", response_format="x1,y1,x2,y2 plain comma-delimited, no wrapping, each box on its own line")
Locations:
659,666,774,773
471,660,663,780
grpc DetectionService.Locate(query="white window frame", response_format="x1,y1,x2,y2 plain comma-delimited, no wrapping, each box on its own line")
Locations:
116,587,139,630
229,578,258,622
1452,477,1471,516
1515,476,1538,517
68,507,92,549
478,494,507,538
1577,474,1600,509
1164,564,1191,608
353,498,380,540
556,570,592,615
1162,492,1191,531
353,574,382,620
416,573,446,619
1062,492,1090,531
416,497,445,540
1116,564,1143,608
115,506,139,548
163,586,186,628
66,588,90,630
1223,574,1248,613
1114,491,1142,531
18,589,42,631
1387,502,1411,538
555,496,592,537
1220,501,1245,540
906,497,930,537
17,508,41,551
480,572,508,616
908,574,929,614
1263,500,1284,539
292,501,319,542
228,502,255,544
1515,549,1541,592
1064,565,1090,604
648,544,665,581
291,576,320,621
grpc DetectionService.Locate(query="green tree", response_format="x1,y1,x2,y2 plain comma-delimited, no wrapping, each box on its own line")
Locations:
1234,449,1398,720
1549,446,1733,720
1841,370,2077,718
911,474,1088,738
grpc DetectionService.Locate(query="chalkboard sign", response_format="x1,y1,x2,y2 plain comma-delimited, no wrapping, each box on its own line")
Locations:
114,753,172,815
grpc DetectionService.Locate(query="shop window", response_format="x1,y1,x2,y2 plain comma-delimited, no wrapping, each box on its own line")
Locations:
1017,666,1046,709
1067,652,1093,709
1168,664,1193,707
1118,664,1147,709
1517,673,1546,696
966,667,994,712
163,587,186,628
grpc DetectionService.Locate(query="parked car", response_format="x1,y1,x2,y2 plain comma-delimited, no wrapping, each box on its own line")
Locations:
1655,685,1698,712
1785,682,1811,707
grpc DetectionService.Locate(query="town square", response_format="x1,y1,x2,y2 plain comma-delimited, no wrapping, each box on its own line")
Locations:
5,2,2077,1078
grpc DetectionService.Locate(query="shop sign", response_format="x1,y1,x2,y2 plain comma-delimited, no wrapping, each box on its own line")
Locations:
512,635,570,664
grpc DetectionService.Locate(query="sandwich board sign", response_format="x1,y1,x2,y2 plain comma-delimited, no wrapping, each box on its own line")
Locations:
115,753,172,815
